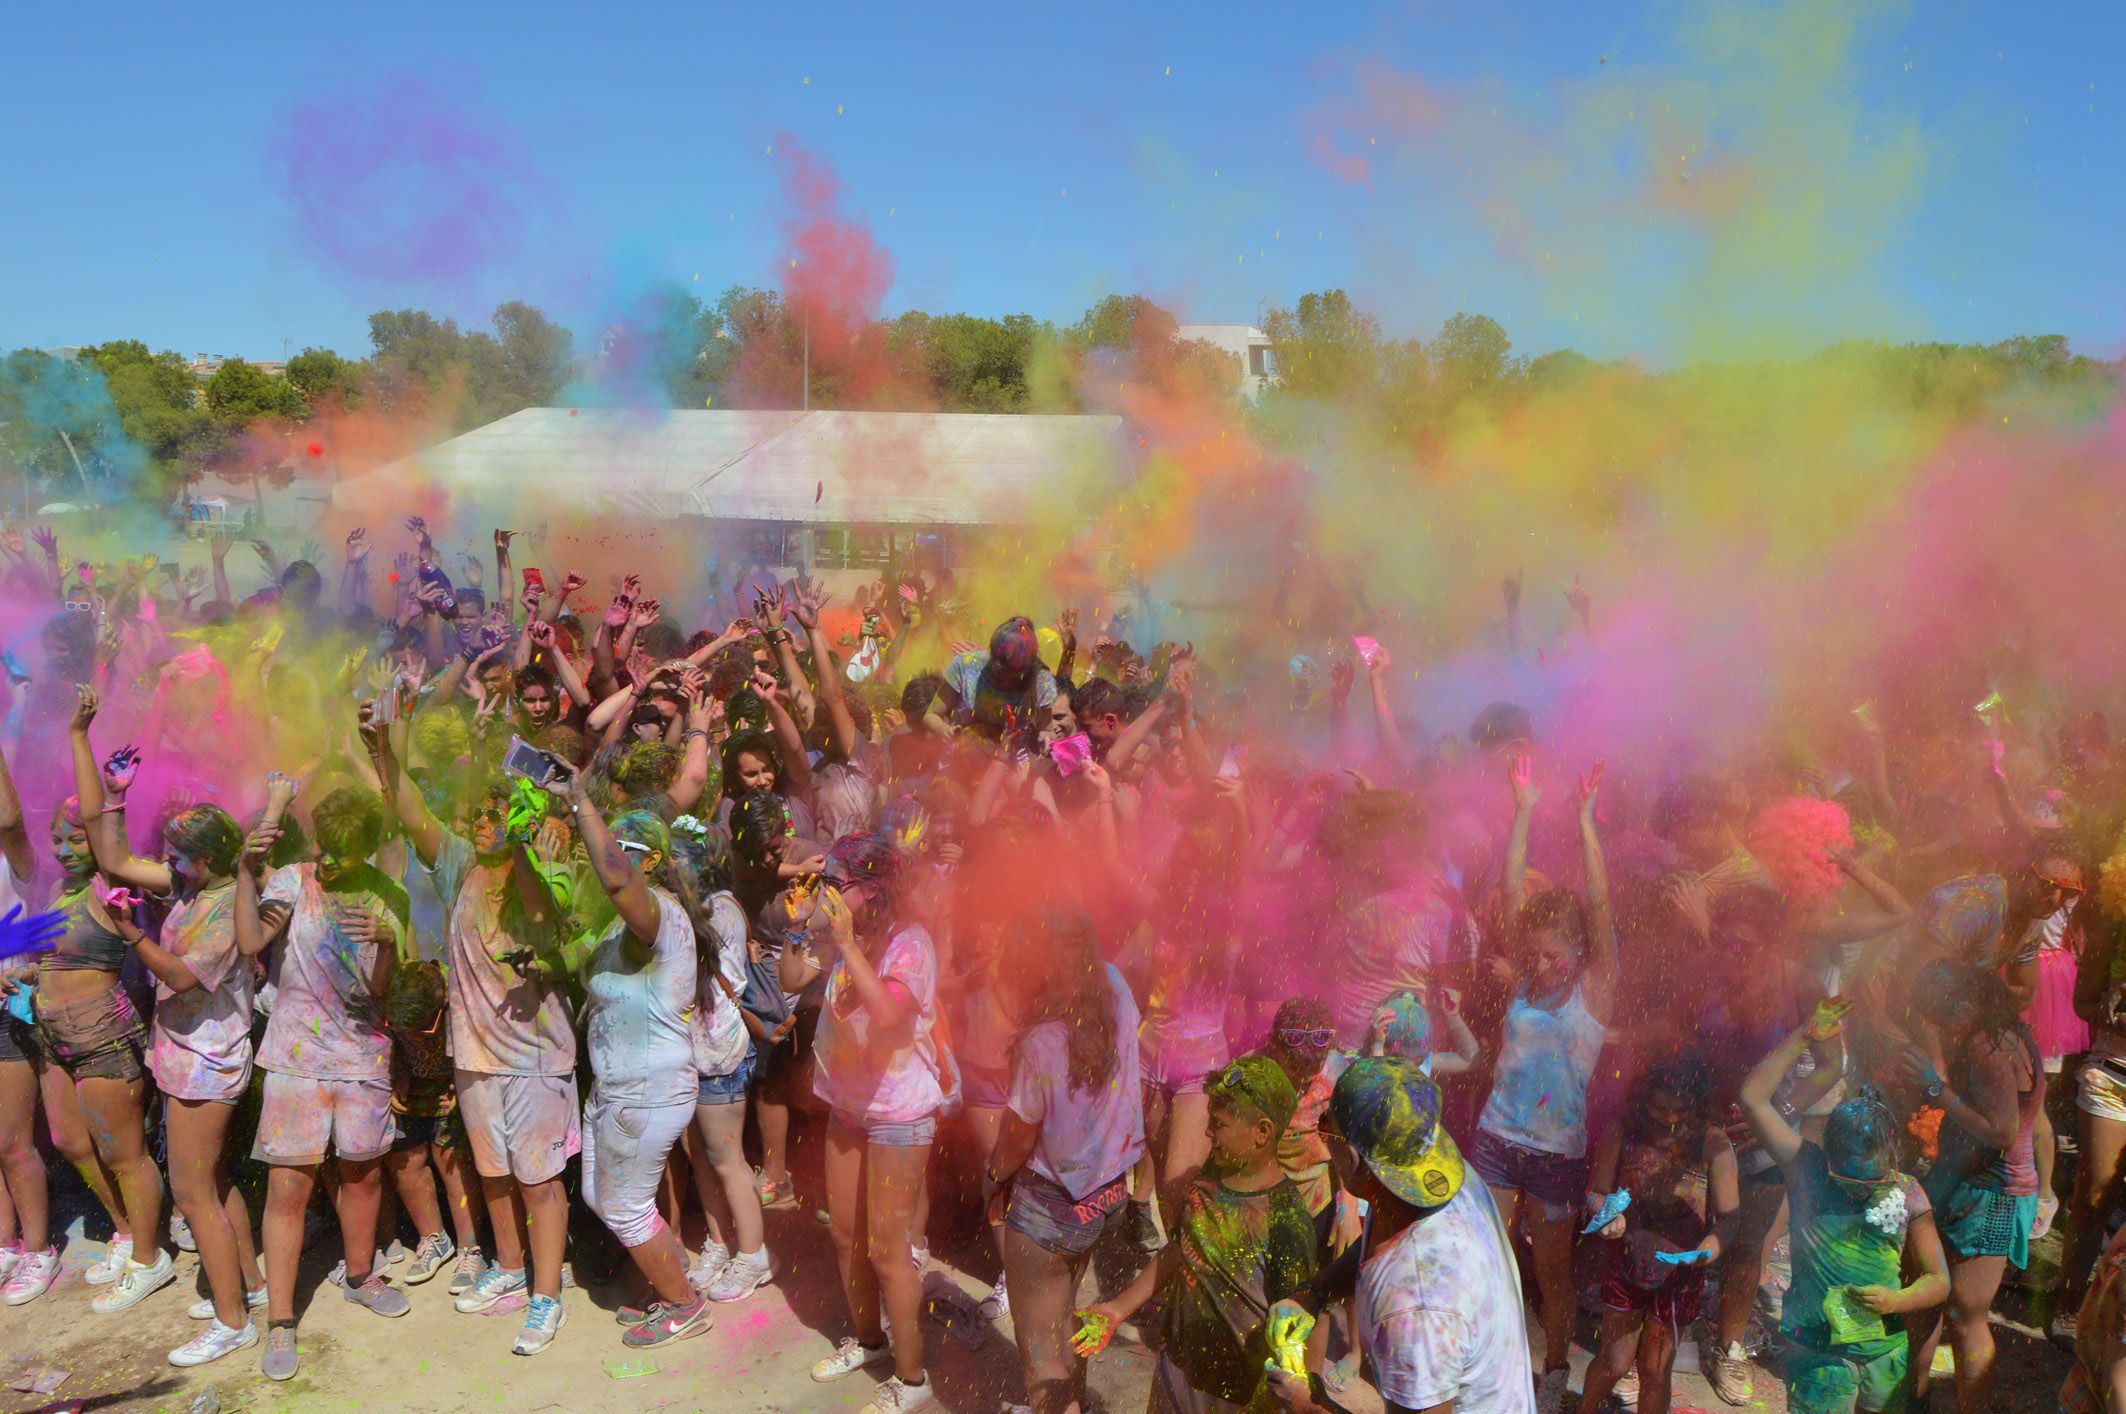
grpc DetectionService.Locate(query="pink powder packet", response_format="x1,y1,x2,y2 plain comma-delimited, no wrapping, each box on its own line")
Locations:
1352,634,1383,667
1049,733,1093,777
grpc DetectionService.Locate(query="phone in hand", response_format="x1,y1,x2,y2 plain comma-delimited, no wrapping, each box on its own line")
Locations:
1049,733,1094,777
502,735,564,787
1217,746,1244,780
522,567,545,592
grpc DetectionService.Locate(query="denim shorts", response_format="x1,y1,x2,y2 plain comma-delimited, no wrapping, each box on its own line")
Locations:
829,1107,937,1148
34,984,147,1083
0,1014,32,1065
1006,1169,1129,1258
697,1052,756,1107
1468,1126,1589,1213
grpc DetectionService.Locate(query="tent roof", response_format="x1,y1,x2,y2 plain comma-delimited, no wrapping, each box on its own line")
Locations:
339,408,1126,524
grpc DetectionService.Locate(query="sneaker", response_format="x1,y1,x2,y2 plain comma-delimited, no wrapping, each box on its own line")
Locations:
1708,1340,1753,1404
385,1238,408,1266
707,1250,773,1304
622,1294,711,1347
261,1324,299,1381
1536,1366,1569,1414
85,1234,133,1285
169,1319,259,1368
811,1335,894,1382
404,1232,456,1286
2053,1309,2082,1348
977,1273,1010,1321
2035,1194,2061,1241
92,1248,176,1313
344,1270,411,1317
755,1168,796,1207
864,1375,938,1414
910,1243,930,1273
328,1249,388,1287
561,1260,576,1289
450,1245,487,1296
455,1264,528,1313
1613,1366,1640,1409
512,1293,567,1355
170,1211,197,1253
688,1240,730,1291
188,1286,268,1320
2,1247,59,1306
0,1243,19,1284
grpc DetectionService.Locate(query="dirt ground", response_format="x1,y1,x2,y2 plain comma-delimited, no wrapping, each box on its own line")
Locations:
0,1175,2078,1414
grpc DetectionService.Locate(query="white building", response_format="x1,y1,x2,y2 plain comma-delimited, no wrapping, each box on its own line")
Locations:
1176,324,1275,399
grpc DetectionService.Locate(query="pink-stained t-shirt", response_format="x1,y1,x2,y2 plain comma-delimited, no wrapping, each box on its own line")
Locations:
812,923,944,1124
149,881,254,1102
433,832,578,1078
256,864,407,1083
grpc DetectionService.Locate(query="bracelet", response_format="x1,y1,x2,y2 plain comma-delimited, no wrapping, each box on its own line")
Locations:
682,729,710,743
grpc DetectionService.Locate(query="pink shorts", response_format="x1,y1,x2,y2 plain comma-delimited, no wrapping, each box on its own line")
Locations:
256,1072,397,1165
456,1068,581,1185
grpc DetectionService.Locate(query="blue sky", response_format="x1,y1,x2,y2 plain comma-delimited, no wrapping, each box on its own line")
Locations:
2,1,2120,367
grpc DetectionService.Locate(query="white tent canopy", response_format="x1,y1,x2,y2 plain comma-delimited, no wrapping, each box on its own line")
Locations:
336,408,1127,525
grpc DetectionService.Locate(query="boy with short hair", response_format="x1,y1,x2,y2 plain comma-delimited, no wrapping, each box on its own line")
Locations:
1082,1055,1319,1412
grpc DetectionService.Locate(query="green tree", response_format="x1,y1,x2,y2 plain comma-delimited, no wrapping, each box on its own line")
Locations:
1259,291,1383,397
204,358,305,422
75,341,214,492
1069,294,1179,355
284,346,363,406
1428,312,1521,400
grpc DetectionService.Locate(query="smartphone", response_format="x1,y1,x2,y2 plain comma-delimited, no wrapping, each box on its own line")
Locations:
522,567,545,593
1217,746,1244,780
1049,733,1094,777
1352,634,1383,668
502,735,562,786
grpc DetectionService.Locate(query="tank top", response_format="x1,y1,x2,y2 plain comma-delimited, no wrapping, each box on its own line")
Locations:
1477,981,1606,1159
38,890,126,974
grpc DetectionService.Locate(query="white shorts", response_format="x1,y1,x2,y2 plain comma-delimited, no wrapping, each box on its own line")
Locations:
2079,1062,2126,1124
456,1069,581,1185
580,1092,693,1248
256,1072,397,1166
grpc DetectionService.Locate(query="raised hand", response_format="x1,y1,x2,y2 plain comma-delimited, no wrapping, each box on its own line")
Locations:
251,539,281,577
1565,574,1592,619
1329,658,1355,707
1807,996,1856,1042
208,531,233,562
266,769,300,810
494,528,517,552
459,552,484,589
1508,749,1538,810
70,683,100,732
630,598,663,630
751,667,783,704
0,529,22,558
1577,760,1605,814
102,744,142,794
527,619,557,650
559,570,587,597
602,594,634,630
240,822,282,874
791,582,831,630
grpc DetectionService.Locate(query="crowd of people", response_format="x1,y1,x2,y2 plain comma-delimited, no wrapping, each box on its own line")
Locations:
0,513,2121,1414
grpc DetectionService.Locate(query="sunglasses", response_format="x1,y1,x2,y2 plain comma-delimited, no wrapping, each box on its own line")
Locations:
1278,1027,1334,1050
615,839,654,858
1827,1168,1896,1193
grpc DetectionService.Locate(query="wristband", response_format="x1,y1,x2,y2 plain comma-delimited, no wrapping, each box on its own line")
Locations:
682,729,710,743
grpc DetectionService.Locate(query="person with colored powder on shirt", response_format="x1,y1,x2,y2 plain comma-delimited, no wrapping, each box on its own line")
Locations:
1264,1057,1534,1414
1078,1055,1317,1414
243,784,415,1380
372,715,582,1358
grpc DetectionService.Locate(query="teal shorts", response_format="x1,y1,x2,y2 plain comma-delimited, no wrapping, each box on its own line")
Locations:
1784,1334,1907,1414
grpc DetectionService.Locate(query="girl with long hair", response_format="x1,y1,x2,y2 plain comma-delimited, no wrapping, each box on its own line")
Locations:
984,907,1144,1414
1904,957,2046,1412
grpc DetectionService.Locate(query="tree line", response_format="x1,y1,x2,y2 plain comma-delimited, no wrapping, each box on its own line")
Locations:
1,283,2112,507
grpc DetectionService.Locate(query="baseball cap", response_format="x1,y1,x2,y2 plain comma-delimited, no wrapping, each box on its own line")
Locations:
1329,1057,1466,1209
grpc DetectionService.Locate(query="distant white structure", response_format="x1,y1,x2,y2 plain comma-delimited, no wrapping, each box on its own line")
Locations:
1176,324,1275,399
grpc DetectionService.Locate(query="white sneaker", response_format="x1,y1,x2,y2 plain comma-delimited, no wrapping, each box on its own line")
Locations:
92,1248,176,1313
2,1247,60,1306
1613,1366,1640,1409
189,1286,268,1320
978,1273,1009,1320
170,1211,197,1253
512,1293,566,1355
328,1249,389,1287
910,1244,930,1273
706,1250,773,1303
811,1335,893,1382
455,1263,528,1313
0,1243,20,1283
85,1234,133,1285
385,1238,408,1266
864,1374,937,1413
169,1319,259,1368
688,1240,730,1291
404,1232,456,1285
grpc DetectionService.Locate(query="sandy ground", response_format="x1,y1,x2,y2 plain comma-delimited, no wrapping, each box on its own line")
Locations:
0,1175,2076,1414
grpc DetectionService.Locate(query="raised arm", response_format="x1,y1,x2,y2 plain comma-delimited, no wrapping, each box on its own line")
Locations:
666,681,717,814
752,669,815,794
0,740,34,883
68,688,173,893
556,768,658,944
1364,644,1415,767
1577,763,1618,1024
1503,749,1536,919
1741,1011,1844,1173
817,888,909,1031
368,711,444,867
791,583,857,759
493,529,516,623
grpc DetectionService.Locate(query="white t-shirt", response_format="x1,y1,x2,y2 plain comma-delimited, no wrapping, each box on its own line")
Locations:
1358,1180,1534,1414
812,923,944,1123
691,891,751,1080
1008,964,1144,1200
584,888,698,1108
432,832,578,1078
